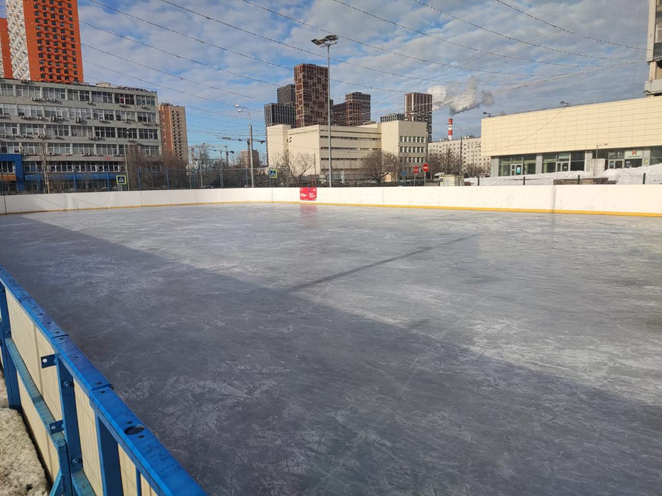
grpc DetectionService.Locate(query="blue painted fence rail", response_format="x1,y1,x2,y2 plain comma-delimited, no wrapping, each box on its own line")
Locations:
0,265,207,496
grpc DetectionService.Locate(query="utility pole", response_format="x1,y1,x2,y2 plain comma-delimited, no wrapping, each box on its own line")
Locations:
312,34,339,187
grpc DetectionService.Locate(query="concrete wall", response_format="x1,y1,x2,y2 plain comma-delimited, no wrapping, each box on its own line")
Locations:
482,97,662,157
2,185,662,216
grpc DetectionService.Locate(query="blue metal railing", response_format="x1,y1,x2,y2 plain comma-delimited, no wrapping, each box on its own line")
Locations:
0,265,207,496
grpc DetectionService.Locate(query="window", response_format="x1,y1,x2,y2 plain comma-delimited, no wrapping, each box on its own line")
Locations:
93,109,115,121
48,142,69,154
21,124,44,136
95,126,116,138
16,85,41,98
0,104,16,116
0,123,18,136
0,84,14,96
69,107,91,120
136,95,156,106
72,143,94,155
137,112,156,123
651,147,662,166
91,91,113,103
43,87,66,100
68,89,89,101
46,124,69,137
96,144,117,155
44,106,67,119
23,143,41,155
116,110,135,121
71,125,92,137
139,128,158,140
1,142,21,154
114,93,136,105
570,152,585,172
117,127,137,139
140,145,160,156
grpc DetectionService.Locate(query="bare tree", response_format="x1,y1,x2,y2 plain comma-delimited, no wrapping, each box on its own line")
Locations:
39,137,52,193
278,151,315,186
360,150,399,184
429,149,462,176
464,162,490,178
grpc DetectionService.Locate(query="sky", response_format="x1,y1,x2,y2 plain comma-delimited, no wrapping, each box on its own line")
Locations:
21,0,653,157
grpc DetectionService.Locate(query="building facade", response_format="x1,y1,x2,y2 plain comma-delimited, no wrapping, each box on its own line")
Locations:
380,113,405,123
6,0,84,83
332,92,371,127
0,19,13,78
0,78,160,191
277,84,295,106
266,120,427,182
294,64,329,128
482,97,662,177
264,103,295,127
404,93,432,144
428,137,491,172
158,103,188,163
645,0,662,95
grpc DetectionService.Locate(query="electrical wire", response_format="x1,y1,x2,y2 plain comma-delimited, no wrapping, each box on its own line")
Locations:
81,21,277,87
493,0,648,51
84,62,265,121
84,0,512,90
83,44,267,106
239,0,590,70
406,0,642,61
155,0,540,82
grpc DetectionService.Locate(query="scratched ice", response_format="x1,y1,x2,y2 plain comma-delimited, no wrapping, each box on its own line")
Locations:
1,204,661,495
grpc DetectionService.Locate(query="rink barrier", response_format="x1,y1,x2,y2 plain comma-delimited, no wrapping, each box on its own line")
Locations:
1,185,662,217
0,266,206,496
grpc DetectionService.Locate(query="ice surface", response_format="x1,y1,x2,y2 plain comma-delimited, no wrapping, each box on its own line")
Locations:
0,205,661,495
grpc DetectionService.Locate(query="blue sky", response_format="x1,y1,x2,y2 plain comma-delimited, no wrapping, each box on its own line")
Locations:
25,0,653,157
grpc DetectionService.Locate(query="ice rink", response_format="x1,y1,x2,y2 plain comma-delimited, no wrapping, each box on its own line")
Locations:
1,204,661,496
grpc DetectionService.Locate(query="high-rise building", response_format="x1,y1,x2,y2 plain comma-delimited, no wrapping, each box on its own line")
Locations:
294,64,329,128
645,0,662,96
264,103,295,127
158,103,189,163
6,0,84,83
0,19,13,78
404,93,433,143
277,84,295,106
240,149,260,168
333,92,371,127
380,113,405,123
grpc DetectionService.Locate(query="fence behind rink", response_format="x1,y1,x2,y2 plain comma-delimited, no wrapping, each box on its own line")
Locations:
0,266,207,496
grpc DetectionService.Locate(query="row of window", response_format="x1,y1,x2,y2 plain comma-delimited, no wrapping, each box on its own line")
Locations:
400,146,425,154
25,164,125,173
400,135,426,143
0,142,160,156
0,123,158,140
0,103,157,122
0,84,156,106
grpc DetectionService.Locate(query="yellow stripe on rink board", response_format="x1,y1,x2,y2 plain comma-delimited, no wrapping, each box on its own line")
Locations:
4,200,662,218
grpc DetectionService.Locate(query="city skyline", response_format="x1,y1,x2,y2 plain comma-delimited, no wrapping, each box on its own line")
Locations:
0,0,654,157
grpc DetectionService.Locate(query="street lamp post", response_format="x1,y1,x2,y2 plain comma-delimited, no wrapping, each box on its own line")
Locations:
312,34,338,187
235,105,255,188
452,122,465,175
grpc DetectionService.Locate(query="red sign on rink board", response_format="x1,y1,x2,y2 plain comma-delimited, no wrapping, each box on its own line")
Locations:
300,187,318,201
413,166,420,174
423,163,430,173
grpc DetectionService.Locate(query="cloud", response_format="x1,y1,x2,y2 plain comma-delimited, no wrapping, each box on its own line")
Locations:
428,77,495,116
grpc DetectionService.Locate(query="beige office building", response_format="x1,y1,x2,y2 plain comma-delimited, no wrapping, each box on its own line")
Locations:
482,97,662,177
267,120,427,182
428,137,490,172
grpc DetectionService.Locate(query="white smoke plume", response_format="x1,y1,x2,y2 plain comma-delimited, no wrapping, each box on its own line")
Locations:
428,77,495,116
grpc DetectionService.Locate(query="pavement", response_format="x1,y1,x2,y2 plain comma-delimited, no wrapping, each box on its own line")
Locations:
0,204,661,496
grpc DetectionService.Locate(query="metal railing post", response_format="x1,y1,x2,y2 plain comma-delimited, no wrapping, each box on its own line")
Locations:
73,170,77,191
106,171,110,191
56,358,83,495
523,176,526,186
96,416,123,494
0,284,20,409
643,173,646,185
166,169,170,190
138,168,142,191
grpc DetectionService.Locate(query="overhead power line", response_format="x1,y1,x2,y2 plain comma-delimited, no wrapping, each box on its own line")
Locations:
493,0,648,51
81,21,277,87
84,61,265,121
83,44,266,105
406,0,642,61
240,0,589,70
156,0,539,81
84,0,515,92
